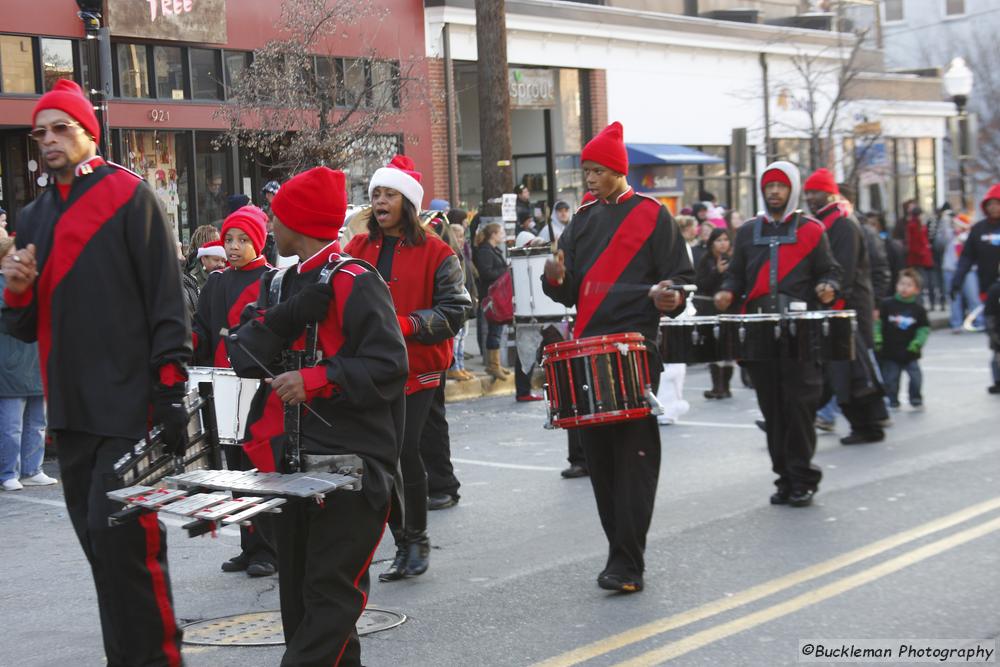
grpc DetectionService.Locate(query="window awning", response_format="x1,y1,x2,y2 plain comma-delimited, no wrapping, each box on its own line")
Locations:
626,144,725,166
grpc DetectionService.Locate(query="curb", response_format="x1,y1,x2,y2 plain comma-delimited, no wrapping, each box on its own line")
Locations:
444,373,515,403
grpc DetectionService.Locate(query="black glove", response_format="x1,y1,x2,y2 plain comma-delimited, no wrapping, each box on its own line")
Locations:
152,384,189,456
264,282,332,339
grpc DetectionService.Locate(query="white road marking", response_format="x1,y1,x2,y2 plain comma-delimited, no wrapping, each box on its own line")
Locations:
669,420,759,429
452,458,562,472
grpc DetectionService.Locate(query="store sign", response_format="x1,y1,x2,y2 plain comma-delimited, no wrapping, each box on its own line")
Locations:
509,69,556,109
107,0,228,44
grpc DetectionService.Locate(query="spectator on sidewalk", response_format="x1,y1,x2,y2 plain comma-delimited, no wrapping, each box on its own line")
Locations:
875,269,930,409
952,184,1000,314
905,206,934,305
943,214,983,332
0,237,58,491
447,211,476,382
473,222,511,380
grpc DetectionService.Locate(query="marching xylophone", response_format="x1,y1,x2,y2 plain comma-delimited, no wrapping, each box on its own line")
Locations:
659,310,857,363
107,468,362,537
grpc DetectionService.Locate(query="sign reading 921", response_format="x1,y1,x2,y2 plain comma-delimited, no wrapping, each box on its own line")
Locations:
106,0,228,45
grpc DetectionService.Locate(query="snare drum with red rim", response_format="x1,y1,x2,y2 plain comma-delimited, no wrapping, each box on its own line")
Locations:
541,332,655,429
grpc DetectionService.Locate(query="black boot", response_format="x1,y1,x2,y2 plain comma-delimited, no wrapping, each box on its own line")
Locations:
704,364,722,399
378,525,409,582
404,532,430,576
720,366,733,398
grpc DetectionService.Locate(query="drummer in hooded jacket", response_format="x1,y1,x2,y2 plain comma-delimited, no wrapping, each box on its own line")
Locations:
191,204,279,577
714,162,841,508
542,121,694,593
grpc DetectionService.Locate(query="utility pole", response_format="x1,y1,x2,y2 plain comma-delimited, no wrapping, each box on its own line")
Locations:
475,0,513,216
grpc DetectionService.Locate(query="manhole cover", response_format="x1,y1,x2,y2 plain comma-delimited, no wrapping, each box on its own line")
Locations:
182,607,406,646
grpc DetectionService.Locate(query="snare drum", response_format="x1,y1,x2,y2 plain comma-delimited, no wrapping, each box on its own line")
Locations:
659,316,720,364
509,247,576,320
784,310,856,361
188,367,259,444
718,314,783,360
542,332,655,429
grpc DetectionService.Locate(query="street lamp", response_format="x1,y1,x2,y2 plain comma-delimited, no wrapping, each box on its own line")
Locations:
943,57,975,212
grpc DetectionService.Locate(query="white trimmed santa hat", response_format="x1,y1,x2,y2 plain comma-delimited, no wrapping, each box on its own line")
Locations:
197,239,226,259
368,155,424,212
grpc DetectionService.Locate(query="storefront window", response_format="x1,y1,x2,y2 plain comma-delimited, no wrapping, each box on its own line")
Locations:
916,138,936,213
195,132,230,228
121,129,190,241
117,43,150,98
40,39,75,91
1,35,37,94
337,58,368,108
154,46,185,100
191,48,222,100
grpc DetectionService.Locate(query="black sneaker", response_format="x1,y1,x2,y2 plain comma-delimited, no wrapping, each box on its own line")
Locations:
221,553,249,572
428,493,459,511
597,573,643,593
770,490,790,505
560,464,589,479
841,431,885,445
988,384,1000,395
246,561,277,577
788,489,815,507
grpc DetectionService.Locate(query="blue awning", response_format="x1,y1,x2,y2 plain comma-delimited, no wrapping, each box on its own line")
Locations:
626,143,725,166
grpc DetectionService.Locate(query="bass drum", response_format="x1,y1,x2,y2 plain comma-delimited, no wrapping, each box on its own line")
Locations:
509,246,576,320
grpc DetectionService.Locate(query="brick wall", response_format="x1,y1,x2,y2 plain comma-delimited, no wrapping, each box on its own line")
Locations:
426,57,457,204
587,69,608,139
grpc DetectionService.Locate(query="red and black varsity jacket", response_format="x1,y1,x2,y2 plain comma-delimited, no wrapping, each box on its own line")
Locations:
192,255,270,367
541,187,694,340
721,211,841,314
344,230,471,394
1,157,191,440
236,242,408,508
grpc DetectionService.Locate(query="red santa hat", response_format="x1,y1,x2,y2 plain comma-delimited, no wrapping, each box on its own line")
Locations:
197,239,226,259
803,168,839,194
32,79,101,143
581,122,629,175
221,205,268,254
368,155,424,212
270,167,347,240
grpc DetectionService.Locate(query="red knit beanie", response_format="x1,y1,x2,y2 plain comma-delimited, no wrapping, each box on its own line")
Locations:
32,79,100,143
761,169,791,188
803,168,839,194
581,122,629,175
221,205,268,254
271,167,347,240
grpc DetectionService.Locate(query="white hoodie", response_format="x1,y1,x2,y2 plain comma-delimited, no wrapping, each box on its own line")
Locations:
760,160,802,223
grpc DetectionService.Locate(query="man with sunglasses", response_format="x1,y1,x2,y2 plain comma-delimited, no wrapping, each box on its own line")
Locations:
1,79,189,666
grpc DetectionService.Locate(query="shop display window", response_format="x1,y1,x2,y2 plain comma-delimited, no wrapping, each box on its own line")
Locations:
40,39,75,91
224,51,250,93
0,35,37,94
370,60,399,110
195,131,230,228
154,46,185,100
121,130,190,241
118,43,150,98
337,58,368,108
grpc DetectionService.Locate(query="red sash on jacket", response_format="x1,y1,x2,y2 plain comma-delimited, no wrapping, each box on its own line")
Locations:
741,216,824,313
573,197,660,338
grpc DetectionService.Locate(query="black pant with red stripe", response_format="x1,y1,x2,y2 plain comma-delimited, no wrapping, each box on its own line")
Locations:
55,431,183,667
223,442,277,566
275,491,388,667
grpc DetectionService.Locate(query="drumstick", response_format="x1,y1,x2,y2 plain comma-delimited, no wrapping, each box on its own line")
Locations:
585,282,697,296
223,329,334,428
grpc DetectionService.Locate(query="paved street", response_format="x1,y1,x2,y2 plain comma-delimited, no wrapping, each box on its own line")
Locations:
2,331,998,666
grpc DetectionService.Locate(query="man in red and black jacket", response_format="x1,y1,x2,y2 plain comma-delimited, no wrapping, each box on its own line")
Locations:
191,204,279,577
716,161,841,508
230,166,408,666
542,122,694,594
1,80,189,666
804,169,888,445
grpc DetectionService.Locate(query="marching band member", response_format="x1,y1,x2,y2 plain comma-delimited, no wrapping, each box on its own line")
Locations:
191,205,279,577
542,121,694,593
714,161,841,508
803,169,888,445
232,166,408,666
344,155,471,582
1,79,189,666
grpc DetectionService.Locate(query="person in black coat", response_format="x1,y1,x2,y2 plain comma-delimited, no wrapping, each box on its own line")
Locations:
473,221,510,379
695,227,733,398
